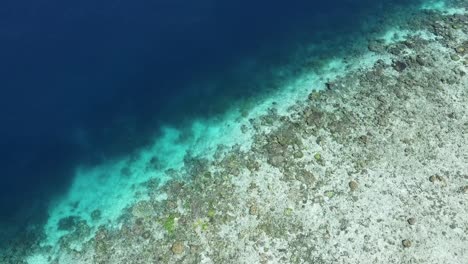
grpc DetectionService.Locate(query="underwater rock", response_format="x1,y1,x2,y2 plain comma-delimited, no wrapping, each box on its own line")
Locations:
120,167,132,177
358,135,368,144
293,150,304,159
142,230,152,240
387,44,405,55
274,127,301,147
267,155,285,168
455,46,465,54
219,152,244,177
461,185,468,194
308,91,320,101
304,109,323,126
171,241,185,255
146,156,162,171
246,158,260,172
249,204,258,215
368,40,385,53
57,216,81,231
392,60,407,72
91,209,102,221
143,178,161,191
241,124,248,134
348,180,358,192
429,175,442,183
295,169,316,187
450,54,460,61
131,200,155,218
183,155,210,177
402,239,412,248
416,55,428,66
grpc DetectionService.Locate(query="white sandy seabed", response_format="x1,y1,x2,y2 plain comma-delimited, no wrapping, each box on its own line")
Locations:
26,0,466,263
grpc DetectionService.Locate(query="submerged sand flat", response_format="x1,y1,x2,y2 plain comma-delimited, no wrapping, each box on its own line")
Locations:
3,1,468,263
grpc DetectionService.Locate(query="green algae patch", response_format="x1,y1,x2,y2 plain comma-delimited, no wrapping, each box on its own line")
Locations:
193,218,209,231
161,215,177,234
284,208,294,216
314,153,322,161
324,191,335,198
207,208,216,218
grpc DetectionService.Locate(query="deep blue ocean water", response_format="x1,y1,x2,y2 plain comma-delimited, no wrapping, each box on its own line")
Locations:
0,0,419,238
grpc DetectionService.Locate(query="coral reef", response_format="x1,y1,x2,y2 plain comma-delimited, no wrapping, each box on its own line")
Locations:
2,1,467,263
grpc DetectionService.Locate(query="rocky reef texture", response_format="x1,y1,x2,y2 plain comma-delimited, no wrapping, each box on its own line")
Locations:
3,2,468,264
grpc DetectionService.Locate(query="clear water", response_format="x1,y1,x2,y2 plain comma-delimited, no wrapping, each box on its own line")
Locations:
2,0,460,260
